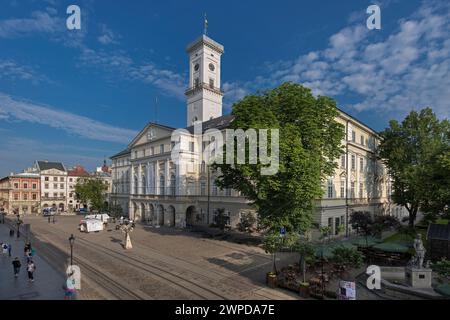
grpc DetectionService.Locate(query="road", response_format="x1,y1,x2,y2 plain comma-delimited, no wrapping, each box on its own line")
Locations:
12,215,300,300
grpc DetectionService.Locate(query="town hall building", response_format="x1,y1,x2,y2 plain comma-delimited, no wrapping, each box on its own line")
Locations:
110,32,403,238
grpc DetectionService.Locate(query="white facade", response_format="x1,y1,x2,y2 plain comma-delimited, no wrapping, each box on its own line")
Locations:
39,167,68,212
110,32,398,237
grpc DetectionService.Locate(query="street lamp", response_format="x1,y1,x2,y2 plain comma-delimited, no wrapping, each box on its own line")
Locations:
16,216,22,238
68,234,75,266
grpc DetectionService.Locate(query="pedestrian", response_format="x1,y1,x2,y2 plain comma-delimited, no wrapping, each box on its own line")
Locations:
2,243,8,254
8,243,12,257
12,257,21,277
27,260,36,282
26,251,32,263
9,229,14,237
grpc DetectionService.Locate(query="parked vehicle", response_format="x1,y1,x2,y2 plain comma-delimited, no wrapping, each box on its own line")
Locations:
79,218,104,233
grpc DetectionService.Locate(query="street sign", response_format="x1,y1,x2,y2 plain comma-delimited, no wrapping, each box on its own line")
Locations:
338,280,356,300
280,227,286,237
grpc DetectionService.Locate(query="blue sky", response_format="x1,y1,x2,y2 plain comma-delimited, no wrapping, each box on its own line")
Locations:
0,0,449,175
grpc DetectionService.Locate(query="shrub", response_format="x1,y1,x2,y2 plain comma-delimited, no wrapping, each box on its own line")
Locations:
237,212,256,233
433,258,450,280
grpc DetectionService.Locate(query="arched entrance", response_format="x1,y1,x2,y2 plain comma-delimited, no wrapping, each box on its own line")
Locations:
165,206,175,227
139,203,145,222
133,202,138,220
58,203,64,212
145,204,154,224
156,205,164,226
186,206,197,227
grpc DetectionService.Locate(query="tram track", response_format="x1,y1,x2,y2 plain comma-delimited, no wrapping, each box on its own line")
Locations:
31,223,229,299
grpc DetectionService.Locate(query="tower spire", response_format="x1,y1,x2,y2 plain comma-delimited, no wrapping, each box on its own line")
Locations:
204,13,208,36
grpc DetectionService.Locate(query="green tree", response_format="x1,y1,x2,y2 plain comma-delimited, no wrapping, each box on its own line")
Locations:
214,83,345,233
293,241,315,283
331,246,364,279
379,108,450,227
75,178,108,212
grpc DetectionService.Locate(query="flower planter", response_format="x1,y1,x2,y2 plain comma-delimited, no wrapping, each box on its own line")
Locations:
266,272,278,288
299,282,310,298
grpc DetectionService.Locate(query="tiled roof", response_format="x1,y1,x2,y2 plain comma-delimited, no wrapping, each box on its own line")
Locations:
36,161,66,172
185,114,235,134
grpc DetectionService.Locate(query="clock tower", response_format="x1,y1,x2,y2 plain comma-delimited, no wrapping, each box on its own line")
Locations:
185,34,224,126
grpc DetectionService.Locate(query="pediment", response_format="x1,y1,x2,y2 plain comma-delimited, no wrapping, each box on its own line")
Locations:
128,123,175,148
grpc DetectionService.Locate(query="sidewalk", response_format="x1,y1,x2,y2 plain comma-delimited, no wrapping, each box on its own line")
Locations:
0,223,64,300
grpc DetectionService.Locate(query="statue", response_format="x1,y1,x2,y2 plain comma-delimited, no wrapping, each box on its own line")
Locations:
411,233,426,269
120,223,134,250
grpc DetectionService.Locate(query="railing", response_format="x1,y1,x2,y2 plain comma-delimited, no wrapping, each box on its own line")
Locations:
41,196,66,201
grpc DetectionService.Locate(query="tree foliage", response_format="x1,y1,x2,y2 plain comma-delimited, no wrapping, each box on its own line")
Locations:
214,83,345,233
379,108,450,226
331,246,364,277
75,178,108,212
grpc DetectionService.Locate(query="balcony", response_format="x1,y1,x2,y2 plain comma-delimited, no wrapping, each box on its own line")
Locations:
185,83,224,96
41,196,66,201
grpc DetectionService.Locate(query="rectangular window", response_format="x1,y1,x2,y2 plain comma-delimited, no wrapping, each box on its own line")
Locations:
53,184,58,189
54,177,58,182
32,183,37,189
44,193,49,198
200,181,206,196
350,182,355,198
160,144,164,154
53,192,58,197
328,217,333,229
212,183,218,196
340,155,346,169
14,183,19,189
69,178,73,182
327,179,333,198
60,177,64,182
190,142,195,152
359,182,364,198
360,157,364,172
351,155,356,170
13,193,19,200
60,193,64,197
45,177,49,182
360,135,365,145
340,181,345,198
45,184,49,189
23,193,28,200
32,194,37,200
352,131,356,142
171,141,175,150
23,183,28,189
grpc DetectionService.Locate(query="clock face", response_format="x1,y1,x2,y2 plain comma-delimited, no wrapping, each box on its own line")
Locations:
194,63,200,71
209,63,215,71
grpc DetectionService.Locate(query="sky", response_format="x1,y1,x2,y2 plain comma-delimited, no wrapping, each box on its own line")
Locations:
0,0,449,176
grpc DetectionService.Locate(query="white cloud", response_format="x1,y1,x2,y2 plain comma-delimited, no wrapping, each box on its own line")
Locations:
0,10,62,38
0,59,50,84
98,24,120,45
225,1,450,120
0,92,137,144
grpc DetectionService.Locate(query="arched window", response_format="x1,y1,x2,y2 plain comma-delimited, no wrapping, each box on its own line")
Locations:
134,175,138,194
170,175,176,196
159,175,165,195
142,175,146,194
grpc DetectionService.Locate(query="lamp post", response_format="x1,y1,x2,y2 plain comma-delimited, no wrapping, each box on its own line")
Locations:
69,234,75,266
16,216,22,238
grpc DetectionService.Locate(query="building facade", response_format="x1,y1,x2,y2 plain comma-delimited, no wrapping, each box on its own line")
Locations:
34,161,68,213
0,173,40,215
110,33,398,237
67,165,90,212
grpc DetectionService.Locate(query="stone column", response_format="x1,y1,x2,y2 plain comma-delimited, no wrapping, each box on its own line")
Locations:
138,164,143,195
165,159,170,196
131,166,135,194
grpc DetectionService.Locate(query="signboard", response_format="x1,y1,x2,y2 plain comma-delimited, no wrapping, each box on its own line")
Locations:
280,227,286,237
85,219,104,232
338,281,356,300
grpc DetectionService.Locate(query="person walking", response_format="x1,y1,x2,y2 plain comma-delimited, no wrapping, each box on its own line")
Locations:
2,243,8,254
7,243,12,257
12,257,21,278
27,260,36,282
